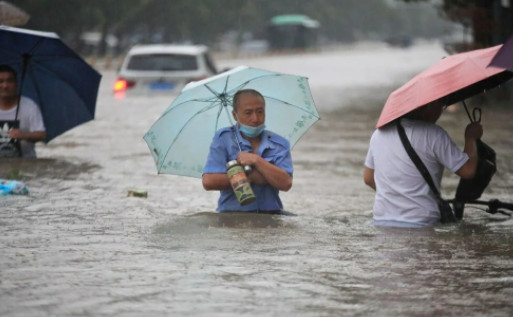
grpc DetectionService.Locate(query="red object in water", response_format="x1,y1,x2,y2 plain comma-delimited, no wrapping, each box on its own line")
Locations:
376,45,512,128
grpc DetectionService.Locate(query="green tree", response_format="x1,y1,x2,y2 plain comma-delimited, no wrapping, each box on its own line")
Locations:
12,0,459,55
403,0,513,48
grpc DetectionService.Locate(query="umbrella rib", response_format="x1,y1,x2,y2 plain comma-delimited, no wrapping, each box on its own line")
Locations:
263,95,320,118
26,37,48,56
158,101,222,171
215,101,225,132
204,83,221,97
159,97,219,117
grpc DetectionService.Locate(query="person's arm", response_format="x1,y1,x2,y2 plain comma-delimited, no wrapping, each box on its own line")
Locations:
364,166,376,190
8,129,46,142
237,151,292,191
202,173,232,190
455,122,483,179
202,131,231,191
246,169,267,185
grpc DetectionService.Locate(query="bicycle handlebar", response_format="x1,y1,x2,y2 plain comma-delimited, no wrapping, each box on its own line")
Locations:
450,198,513,216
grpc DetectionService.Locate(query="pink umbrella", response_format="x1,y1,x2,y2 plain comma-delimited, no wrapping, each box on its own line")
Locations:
0,1,30,26
376,45,513,128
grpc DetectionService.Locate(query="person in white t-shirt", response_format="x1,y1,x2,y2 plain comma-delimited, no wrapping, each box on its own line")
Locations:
364,100,483,228
0,65,46,158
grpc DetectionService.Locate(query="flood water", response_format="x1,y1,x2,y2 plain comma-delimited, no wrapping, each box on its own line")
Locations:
1,41,513,316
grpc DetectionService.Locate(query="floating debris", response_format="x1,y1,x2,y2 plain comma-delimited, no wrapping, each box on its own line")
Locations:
127,190,148,198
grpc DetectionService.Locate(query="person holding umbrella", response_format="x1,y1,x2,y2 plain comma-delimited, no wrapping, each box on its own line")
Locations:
202,89,293,213
0,64,45,158
363,100,483,228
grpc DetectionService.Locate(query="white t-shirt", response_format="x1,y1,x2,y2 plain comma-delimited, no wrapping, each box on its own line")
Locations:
0,96,45,158
365,119,468,227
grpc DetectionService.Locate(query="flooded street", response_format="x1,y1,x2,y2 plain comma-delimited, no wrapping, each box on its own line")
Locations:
2,41,513,316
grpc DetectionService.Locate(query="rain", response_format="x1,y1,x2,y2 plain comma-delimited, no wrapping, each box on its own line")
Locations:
1,1,513,316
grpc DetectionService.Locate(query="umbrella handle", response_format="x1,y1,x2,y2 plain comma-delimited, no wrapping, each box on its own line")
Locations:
472,107,482,123
461,100,482,123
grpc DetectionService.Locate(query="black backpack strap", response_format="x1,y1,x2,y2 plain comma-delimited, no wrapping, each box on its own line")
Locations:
396,119,442,200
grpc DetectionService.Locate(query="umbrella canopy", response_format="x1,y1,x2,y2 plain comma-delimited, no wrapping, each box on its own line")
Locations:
376,45,513,128
488,34,513,72
0,25,101,141
0,1,30,26
144,65,319,178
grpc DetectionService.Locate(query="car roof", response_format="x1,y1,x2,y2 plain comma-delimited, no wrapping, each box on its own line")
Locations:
127,44,209,55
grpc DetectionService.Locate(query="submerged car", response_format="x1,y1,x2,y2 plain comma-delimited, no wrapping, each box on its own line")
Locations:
113,44,218,94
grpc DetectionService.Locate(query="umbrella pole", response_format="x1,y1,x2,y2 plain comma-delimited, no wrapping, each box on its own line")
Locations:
14,54,30,121
221,99,243,153
222,101,252,173
461,100,473,122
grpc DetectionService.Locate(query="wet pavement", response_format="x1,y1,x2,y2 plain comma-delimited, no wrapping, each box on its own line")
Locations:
1,41,513,316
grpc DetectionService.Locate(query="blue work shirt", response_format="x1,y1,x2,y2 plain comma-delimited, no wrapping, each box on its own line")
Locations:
203,125,293,212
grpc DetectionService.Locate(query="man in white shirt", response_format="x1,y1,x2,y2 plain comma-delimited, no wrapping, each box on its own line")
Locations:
364,100,483,228
0,65,46,158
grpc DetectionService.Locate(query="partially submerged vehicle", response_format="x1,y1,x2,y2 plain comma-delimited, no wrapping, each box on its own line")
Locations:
266,14,320,50
114,44,218,95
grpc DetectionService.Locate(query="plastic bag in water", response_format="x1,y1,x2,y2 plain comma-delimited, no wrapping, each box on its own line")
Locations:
0,179,29,195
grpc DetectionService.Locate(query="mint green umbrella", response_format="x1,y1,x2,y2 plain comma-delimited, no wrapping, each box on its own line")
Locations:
143,65,319,178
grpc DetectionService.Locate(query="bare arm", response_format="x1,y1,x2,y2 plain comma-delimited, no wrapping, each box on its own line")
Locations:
455,122,483,179
202,173,232,191
364,167,376,190
9,129,46,142
238,152,292,191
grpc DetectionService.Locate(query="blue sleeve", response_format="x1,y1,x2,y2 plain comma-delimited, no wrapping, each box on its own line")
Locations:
203,133,228,174
272,141,293,176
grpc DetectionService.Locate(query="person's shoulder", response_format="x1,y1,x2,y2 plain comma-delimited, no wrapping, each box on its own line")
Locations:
213,126,235,139
264,130,290,148
19,96,39,109
373,123,394,139
403,119,446,134
420,121,449,137
405,120,452,146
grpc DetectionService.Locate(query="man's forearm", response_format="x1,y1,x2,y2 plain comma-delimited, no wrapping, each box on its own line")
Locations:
24,131,46,142
10,129,46,142
458,137,479,179
253,158,292,191
202,173,232,190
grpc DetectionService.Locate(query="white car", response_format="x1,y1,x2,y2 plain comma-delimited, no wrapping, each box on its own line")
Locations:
114,44,218,94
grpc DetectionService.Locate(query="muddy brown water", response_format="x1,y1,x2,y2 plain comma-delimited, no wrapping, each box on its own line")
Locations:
1,42,513,316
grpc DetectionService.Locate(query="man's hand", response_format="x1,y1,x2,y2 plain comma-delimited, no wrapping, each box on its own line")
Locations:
236,151,260,167
465,122,483,140
8,128,23,139
8,128,46,142
236,151,292,191
457,122,484,179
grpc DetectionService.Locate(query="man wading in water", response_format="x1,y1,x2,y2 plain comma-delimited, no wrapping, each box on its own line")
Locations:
0,65,46,158
202,89,293,213
364,100,483,228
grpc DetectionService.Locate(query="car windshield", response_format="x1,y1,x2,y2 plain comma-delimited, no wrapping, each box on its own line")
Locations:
127,54,198,71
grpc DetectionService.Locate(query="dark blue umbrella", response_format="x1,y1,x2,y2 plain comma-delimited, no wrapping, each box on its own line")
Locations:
0,25,101,141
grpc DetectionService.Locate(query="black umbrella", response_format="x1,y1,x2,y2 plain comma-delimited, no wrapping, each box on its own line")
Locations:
0,25,101,141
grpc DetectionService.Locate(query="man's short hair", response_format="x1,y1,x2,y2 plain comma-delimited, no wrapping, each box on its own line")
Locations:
232,89,265,112
0,64,17,78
